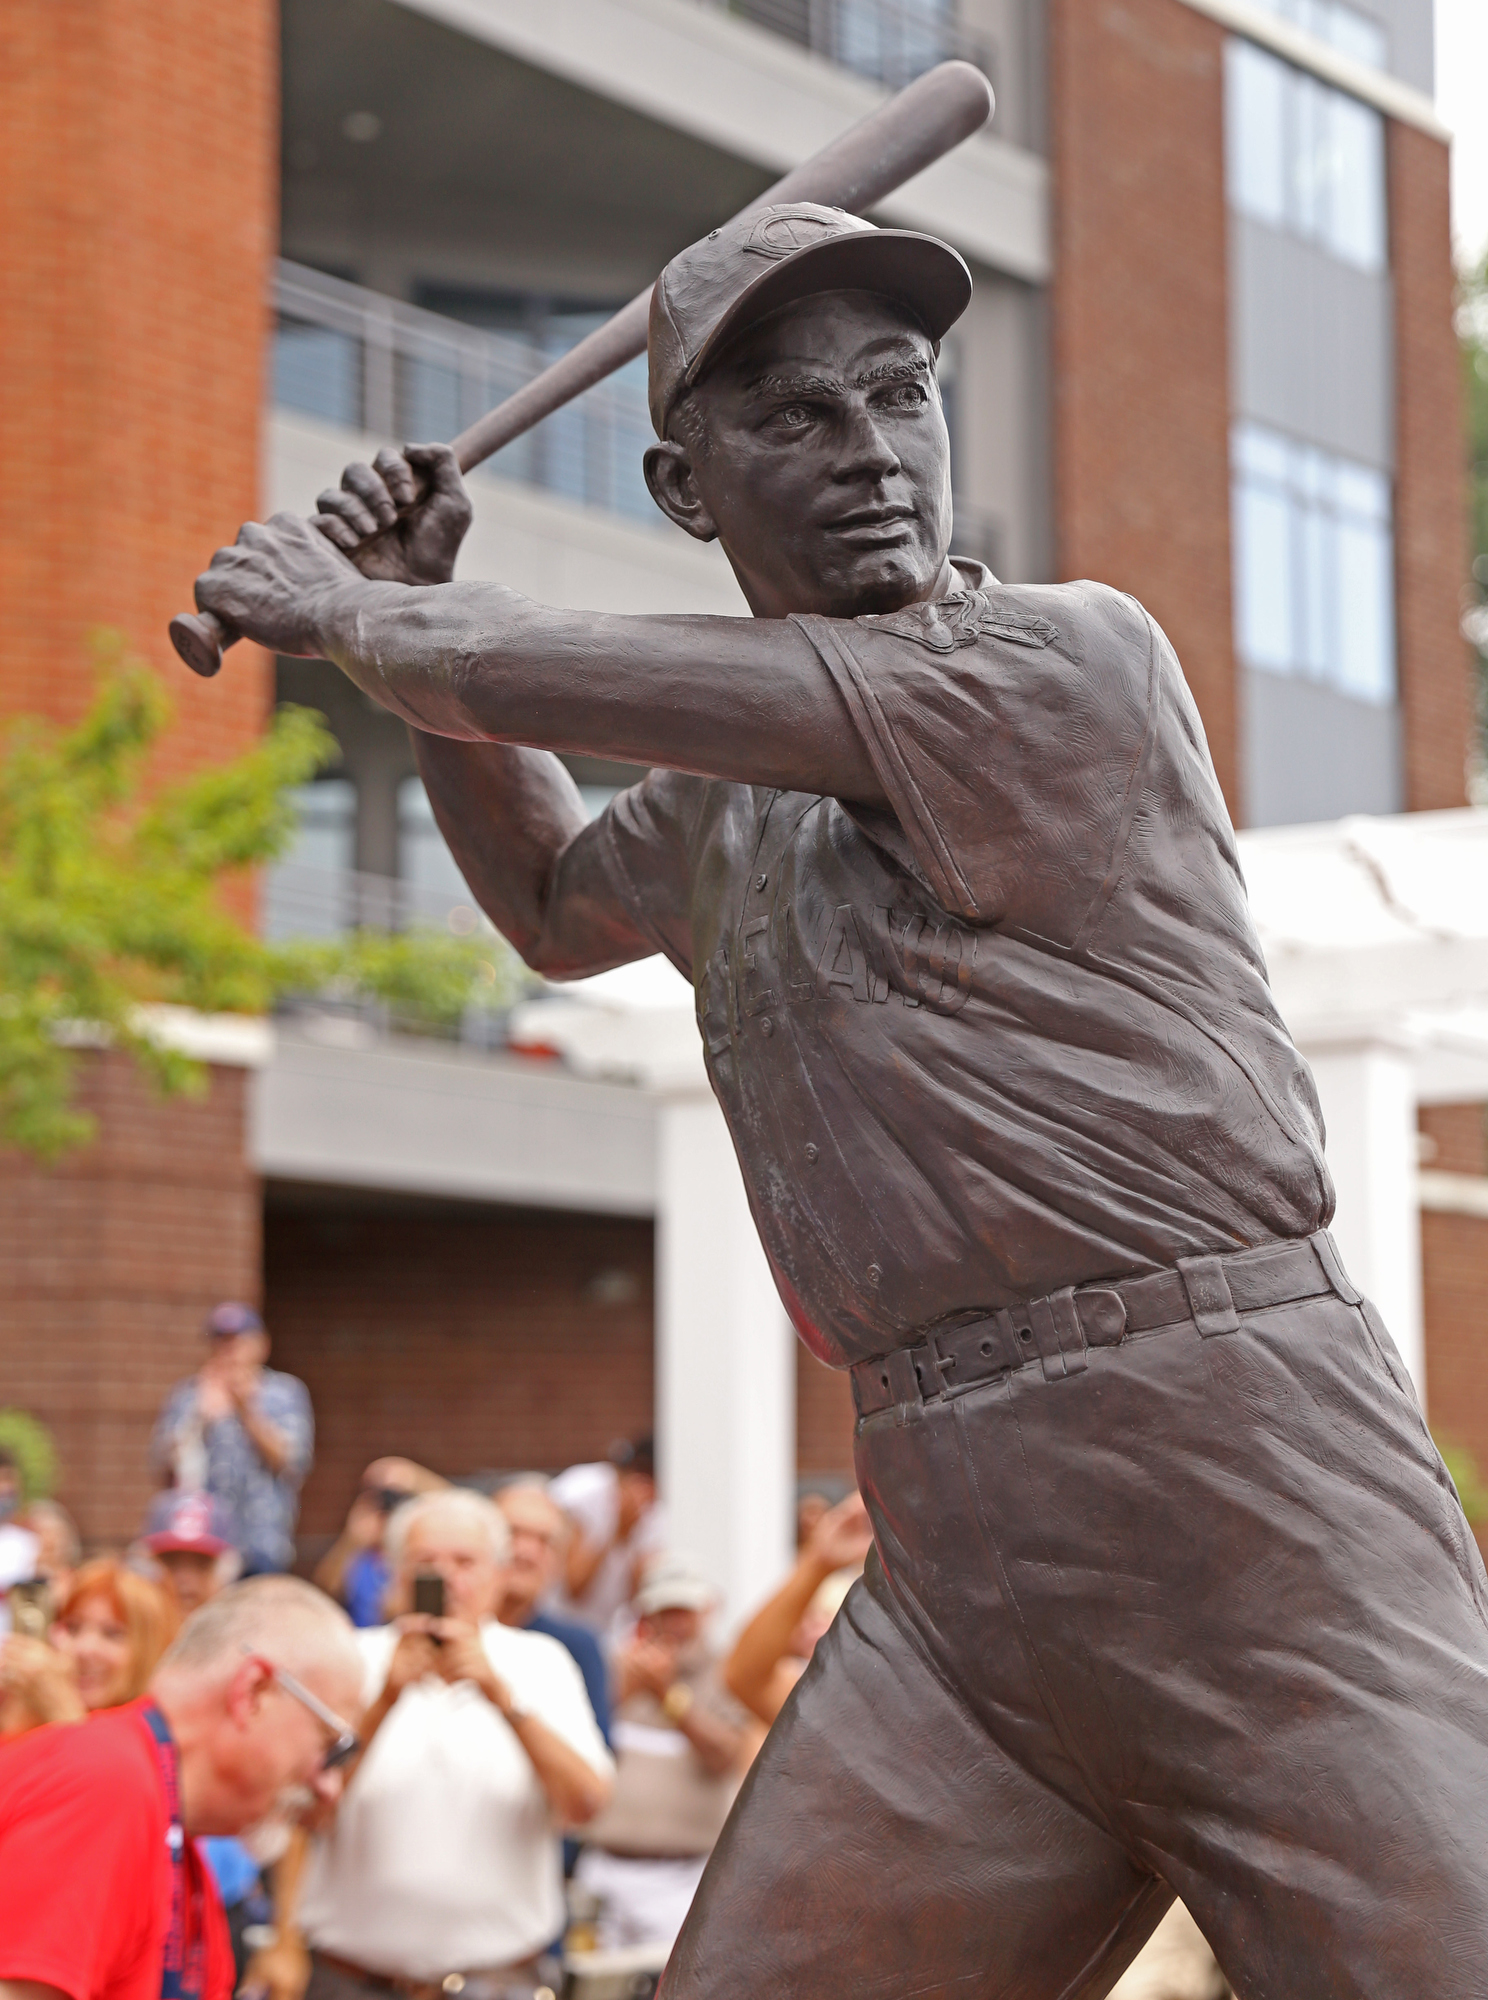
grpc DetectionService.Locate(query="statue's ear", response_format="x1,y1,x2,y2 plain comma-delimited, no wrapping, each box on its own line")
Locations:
644,442,719,543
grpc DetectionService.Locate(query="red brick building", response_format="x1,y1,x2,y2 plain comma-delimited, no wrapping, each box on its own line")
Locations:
2,0,1481,1577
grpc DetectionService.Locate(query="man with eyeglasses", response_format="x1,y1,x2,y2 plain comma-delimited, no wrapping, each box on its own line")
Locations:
0,1576,364,2000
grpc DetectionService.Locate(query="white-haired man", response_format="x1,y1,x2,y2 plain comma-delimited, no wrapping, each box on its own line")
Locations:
0,1576,363,2000
291,1488,612,2000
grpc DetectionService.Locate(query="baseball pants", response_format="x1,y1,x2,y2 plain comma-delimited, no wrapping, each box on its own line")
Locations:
661,1262,1488,1997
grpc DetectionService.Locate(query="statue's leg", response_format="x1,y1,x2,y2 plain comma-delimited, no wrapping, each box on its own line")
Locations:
662,1550,1173,2000
881,1285,1488,1998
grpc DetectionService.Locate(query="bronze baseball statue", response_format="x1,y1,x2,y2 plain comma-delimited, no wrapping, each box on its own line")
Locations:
187,82,1488,1999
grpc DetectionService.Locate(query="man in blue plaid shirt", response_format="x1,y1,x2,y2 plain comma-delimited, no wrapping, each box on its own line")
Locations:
152,1303,314,1575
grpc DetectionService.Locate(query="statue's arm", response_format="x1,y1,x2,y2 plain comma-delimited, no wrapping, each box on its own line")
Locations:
194,507,886,808
410,732,657,978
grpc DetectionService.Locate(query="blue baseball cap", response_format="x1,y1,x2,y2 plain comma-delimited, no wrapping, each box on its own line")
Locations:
204,1301,264,1340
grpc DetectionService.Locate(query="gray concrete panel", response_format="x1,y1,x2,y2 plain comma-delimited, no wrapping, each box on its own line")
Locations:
1242,665,1403,825
1350,0,1433,95
1230,215,1394,468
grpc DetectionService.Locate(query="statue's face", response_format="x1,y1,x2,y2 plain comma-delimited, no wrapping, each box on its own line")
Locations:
680,291,953,620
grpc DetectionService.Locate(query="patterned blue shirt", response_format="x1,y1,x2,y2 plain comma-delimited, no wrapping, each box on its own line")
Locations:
151,1368,314,1573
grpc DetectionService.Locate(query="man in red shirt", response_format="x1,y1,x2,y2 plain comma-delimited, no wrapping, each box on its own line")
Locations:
0,1576,363,2000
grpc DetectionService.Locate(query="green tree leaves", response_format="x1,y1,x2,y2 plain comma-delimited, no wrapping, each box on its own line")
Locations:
0,640,521,1161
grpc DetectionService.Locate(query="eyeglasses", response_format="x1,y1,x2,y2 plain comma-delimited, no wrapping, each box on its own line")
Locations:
241,1646,360,1771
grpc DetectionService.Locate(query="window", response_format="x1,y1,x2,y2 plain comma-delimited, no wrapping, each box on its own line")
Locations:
1242,0,1387,69
1232,422,1395,704
398,776,473,906
263,779,357,939
1225,39,1386,271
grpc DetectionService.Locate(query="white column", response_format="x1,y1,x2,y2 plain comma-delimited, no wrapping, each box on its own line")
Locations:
654,1088,796,1633
1303,1032,1424,1401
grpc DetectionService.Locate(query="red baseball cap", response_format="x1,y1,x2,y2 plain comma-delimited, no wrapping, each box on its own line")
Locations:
142,1490,235,1558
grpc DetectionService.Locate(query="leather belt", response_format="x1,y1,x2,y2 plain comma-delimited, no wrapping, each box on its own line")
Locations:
312,1951,546,2000
850,1230,1361,1419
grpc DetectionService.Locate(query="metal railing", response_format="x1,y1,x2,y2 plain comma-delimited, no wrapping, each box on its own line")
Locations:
702,0,992,90
263,860,490,944
274,262,659,525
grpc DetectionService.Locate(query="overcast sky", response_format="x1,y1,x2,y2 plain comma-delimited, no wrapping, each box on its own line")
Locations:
1436,0,1487,268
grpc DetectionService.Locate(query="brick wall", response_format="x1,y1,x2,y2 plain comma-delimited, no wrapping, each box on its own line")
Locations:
0,1053,259,1548
265,1192,864,1544
1389,123,1474,813
0,0,275,766
1049,0,1238,814
797,1345,855,1479
265,1200,659,1541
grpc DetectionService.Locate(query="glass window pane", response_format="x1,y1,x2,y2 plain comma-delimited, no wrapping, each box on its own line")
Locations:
1235,480,1296,670
274,323,361,430
397,776,474,903
1234,419,1291,484
1299,507,1331,675
1335,460,1390,523
1226,41,1287,227
1324,2,1387,69
1324,92,1386,270
1334,517,1396,702
264,780,358,941
400,355,462,446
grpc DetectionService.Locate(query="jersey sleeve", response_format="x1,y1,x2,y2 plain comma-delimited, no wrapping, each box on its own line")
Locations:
794,584,1159,942
0,1720,161,2000
594,769,705,980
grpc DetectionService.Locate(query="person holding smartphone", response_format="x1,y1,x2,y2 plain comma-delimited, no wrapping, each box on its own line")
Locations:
280,1489,612,2000
311,1459,447,1628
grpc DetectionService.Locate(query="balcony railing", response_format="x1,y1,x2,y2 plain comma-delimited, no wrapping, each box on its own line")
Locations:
263,860,490,944
702,0,992,90
274,262,660,526
272,260,1003,564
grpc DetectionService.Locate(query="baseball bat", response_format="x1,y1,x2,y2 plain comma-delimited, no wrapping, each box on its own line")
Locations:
170,59,993,678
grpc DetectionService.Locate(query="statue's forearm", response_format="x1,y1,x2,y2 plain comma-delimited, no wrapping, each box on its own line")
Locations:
412,732,655,977
312,576,887,807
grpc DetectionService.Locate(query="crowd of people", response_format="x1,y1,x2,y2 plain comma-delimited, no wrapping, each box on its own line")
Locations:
0,1301,1230,2000
0,1305,878,2000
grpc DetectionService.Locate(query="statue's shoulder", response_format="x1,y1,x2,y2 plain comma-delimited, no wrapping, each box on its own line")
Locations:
849,576,1150,664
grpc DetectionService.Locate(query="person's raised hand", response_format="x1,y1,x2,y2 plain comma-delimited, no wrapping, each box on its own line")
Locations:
311,444,472,587
195,1367,234,1424
383,1619,440,1696
342,1490,384,1551
619,1635,676,1701
807,1491,874,1574
0,1633,84,1724
195,512,363,658
429,1617,507,1705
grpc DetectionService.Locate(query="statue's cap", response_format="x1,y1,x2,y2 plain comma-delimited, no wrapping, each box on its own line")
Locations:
647,202,971,438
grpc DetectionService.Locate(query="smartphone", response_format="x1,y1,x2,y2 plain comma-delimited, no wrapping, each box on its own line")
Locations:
9,1578,53,1639
413,1571,445,1622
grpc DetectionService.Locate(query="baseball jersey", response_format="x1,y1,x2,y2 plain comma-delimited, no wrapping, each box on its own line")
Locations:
595,571,1333,1368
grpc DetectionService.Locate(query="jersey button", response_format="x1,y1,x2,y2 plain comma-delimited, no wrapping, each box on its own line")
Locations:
754,873,768,891
760,1017,774,1037
804,1143,819,1163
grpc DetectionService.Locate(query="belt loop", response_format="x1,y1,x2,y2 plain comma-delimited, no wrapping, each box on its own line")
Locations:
1310,1229,1362,1307
1027,1288,1088,1381
1176,1254,1241,1337
882,1346,922,1424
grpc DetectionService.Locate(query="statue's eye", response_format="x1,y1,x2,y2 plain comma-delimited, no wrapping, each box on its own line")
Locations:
777,405,811,428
